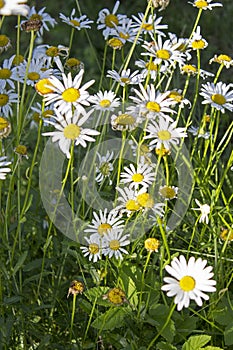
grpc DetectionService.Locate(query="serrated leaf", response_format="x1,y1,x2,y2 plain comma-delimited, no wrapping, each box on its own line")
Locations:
224,322,233,346
12,251,28,275
84,286,109,306
156,341,177,350
91,307,126,330
182,335,211,350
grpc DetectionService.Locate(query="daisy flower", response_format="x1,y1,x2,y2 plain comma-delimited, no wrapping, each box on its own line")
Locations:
144,117,187,150
0,88,18,117
141,35,186,69
0,156,11,180
188,0,222,10
136,190,165,216
42,109,100,159
102,229,130,259
106,69,144,87
44,70,95,114
120,163,155,190
33,44,69,72
0,56,17,89
21,6,57,36
166,90,191,109
0,34,11,54
88,90,120,112
97,1,127,39
0,0,29,16
209,54,233,69
59,9,93,30
200,81,233,113
14,58,54,86
129,83,176,120
131,12,168,37
110,18,141,44
161,255,216,311
0,116,11,138
80,234,102,262
128,140,152,164
95,151,114,185
192,199,210,224
31,102,56,126
111,110,142,131
135,58,167,81
168,32,192,61
189,26,208,50
180,63,214,79
159,185,178,200
115,186,141,217
84,208,124,237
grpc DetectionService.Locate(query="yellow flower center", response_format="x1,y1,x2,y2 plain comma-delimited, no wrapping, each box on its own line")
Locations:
159,186,176,199
108,38,124,49
99,99,111,108
30,14,43,21
168,91,183,103
146,101,161,112
114,114,135,126
46,46,59,57
62,87,80,102
156,49,171,60
192,40,206,50
63,124,80,139
218,54,232,62
146,61,158,71
144,238,160,252
142,23,153,31
137,193,154,208
70,19,80,27
0,116,11,138
220,228,233,241
182,64,197,74
105,14,119,28
109,239,120,250
119,32,129,40
28,72,40,81
0,94,9,106
14,145,27,156
125,199,141,211
89,243,99,255
12,54,24,66
98,223,112,236
211,93,226,105
194,0,208,8
107,288,126,305
0,0,5,9
179,275,196,291
132,173,144,183
0,34,9,47
65,58,81,69
0,68,12,80
0,116,9,130
42,109,54,118
99,162,111,176
35,78,54,95
120,77,130,84
157,130,171,141
140,144,150,155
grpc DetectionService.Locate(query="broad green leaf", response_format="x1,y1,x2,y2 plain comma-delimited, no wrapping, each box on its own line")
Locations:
224,322,233,346
156,341,177,350
182,335,211,350
91,307,126,330
147,304,175,343
203,347,224,350
84,286,110,306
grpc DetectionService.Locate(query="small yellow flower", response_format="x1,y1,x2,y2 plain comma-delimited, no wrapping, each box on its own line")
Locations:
220,227,233,242
67,280,85,298
108,38,124,50
103,288,127,305
35,78,54,95
14,145,28,158
144,238,160,252
0,116,11,138
65,57,83,71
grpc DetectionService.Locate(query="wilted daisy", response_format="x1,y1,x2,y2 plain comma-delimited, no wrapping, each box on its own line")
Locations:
59,10,93,30
95,151,114,185
115,186,141,217
80,234,102,262
159,185,178,200
120,163,155,190
103,288,128,305
0,88,18,117
21,6,57,36
102,229,130,259
188,126,210,139
188,0,222,10
131,12,168,37
111,110,141,131
161,255,216,311
200,82,233,113
44,70,95,114
85,208,124,237
67,280,85,298
129,84,176,120
0,0,29,16
209,54,233,69
0,116,11,138
106,69,144,87
97,1,127,39
0,156,11,180
15,58,54,86
189,26,208,50
33,44,69,72
144,117,187,150
0,35,11,54
168,32,192,61
149,0,170,11
42,109,100,159
88,90,120,112
128,140,152,164
192,199,210,224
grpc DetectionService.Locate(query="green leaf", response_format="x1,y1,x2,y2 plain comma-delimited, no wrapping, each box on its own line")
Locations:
84,286,110,306
91,307,126,330
203,347,224,350
156,341,177,350
182,335,211,350
147,304,175,343
224,322,233,346
12,251,28,275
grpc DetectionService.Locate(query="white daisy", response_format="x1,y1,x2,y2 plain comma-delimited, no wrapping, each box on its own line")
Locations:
42,109,100,159
144,117,187,150
80,234,102,262
135,58,167,81
21,6,57,36
115,186,141,217
110,18,141,44
129,83,176,120
111,110,142,131
188,0,222,10
0,0,29,16
59,9,93,30
209,54,233,69
102,229,130,259
131,12,168,37
136,190,165,216
14,58,54,86
97,1,127,39
95,151,114,185
120,163,155,190
88,90,120,112
33,44,69,72
0,34,11,54
84,208,124,237
0,56,18,89
192,199,210,224
189,26,208,50
0,88,18,117
179,63,214,79
168,32,192,61
43,70,95,114
31,102,56,126
166,89,191,109
200,81,233,113
106,69,144,87
0,156,11,180
161,255,216,311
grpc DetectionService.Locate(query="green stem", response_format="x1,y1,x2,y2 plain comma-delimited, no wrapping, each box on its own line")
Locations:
70,293,77,342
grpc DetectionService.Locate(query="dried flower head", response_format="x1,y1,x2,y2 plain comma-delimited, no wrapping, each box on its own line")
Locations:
0,116,11,138
149,0,170,11
103,287,128,305
67,280,85,298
